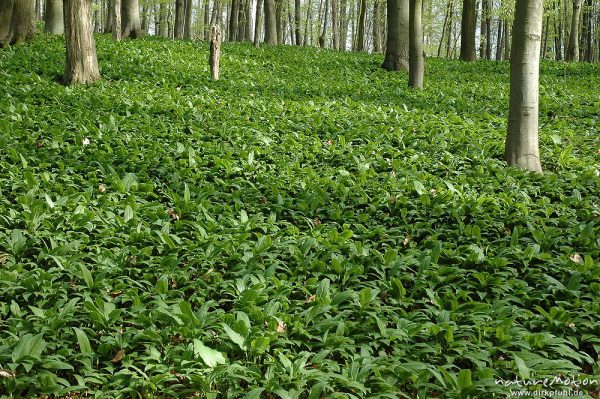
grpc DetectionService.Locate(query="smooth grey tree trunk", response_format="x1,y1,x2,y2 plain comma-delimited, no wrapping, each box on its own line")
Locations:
0,0,15,44
159,1,168,36
254,0,263,45
372,0,381,52
204,0,210,40
113,0,121,40
210,24,221,79
331,0,339,49
339,0,347,49
408,0,423,89
64,0,100,85
505,0,543,173
566,0,583,61
382,0,409,71
318,0,329,47
264,0,277,44
184,0,193,39
294,0,301,45
459,0,476,60
121,0,141,38
45,0,64,34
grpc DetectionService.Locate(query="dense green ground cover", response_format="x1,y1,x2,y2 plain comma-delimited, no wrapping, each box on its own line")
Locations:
0,34,599,398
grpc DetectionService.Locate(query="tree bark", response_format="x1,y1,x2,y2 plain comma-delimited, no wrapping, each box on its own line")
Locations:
264,0,277,44
339,0,347,49
210,24,221,79
2,0,36,46
64,0,100,85
382,0,409,70
495,16,503,60
204,0,210,40
0,0,15,44
275,0,283,44
254,0,263,45
459,0,476,60
159,1,168,36
303,0,312,45
356,0,367,50
408,0,423,89
121,0,141,38
184,0,193,39
293,0,301,45
45,0,64,34
331,0,339,49
566,0,583,61
479,0,486,58
113,0,121,40
505,0,543,173
446,0,453,57
175,0,185,39
319,0,329,47
372,0,381,52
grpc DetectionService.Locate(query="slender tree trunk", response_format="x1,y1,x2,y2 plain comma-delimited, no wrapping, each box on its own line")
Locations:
382,0,409,70
584,0,592,61
438,0,450,57
356,0,367,50
504,20,510,59
485,0,491,58
184,0,193,39
255,0,263,45
228,0,238,40
542,13,550,58
408,0,423,89
113,0,121,40
105,0,114,32
275,0,283,44
479,0,486,58
331,0,339,48
495,16,503,60
245,0,253,40
64,0,100,85
45,0,64,34
264,0,277,44
204,0,210,40
460,0,476,60
175,0,185,38
140,1,148,34
506,0,543,173
287,0,294,44
566,0,583,60
446,0,453,57
339,0,347,49
319,0,329,47
2,0,36,46
293,0,301,45
159,1,168,36
372,0,381,52
210,24,221,79
303,0,312,45
121,0,141,38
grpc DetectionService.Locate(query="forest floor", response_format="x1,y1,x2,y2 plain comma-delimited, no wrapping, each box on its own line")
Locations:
0,34,599,398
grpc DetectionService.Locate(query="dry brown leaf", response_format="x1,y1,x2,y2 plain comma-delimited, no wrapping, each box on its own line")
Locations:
0,370,15,378
570,253,583,263
306,295,316,303
277,321,287,333
112,350,125,363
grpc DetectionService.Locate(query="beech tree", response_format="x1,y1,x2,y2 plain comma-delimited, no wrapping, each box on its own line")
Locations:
45,0,64,34
64,0,101,85
408,0,423,89
459,0,476,60
264,0,278,44
566,0,583,61
505,0,543,173
1,0,36,46
382,0,409,71
121,0,142,38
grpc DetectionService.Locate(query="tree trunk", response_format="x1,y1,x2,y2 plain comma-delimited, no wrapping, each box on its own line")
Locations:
140,1,148,34
446,0,453,57
275,0,283,44
437,0,450,57
2,0,36,46
584,0,592,62
372,0,381,52
245,0,252,40
382,0,409,70
505,0,543,173
495,16,503,60
159,1,168,36
339,0,347,49
175,0,185,38
204,0,210,40
184,0,193,39
303,0,312,45
210,24,221,79
64,0,100,85
408,0,423,89
44,0,64,34
255,0,263,45
319,0,329,47
479,0,486,58
459,0,476,60
113,0,121,40
294,0,301,45
566,0,583,61
264,0,277,44
0,0,15,44
121,0,141,38
356,0,366,50
331,0,339,49
485,0,491,59
503,21,510,59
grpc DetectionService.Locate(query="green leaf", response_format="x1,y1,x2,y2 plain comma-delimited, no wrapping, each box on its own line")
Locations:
193,340,226,368
222,324,247,351
73,328,93,354
513,354,530,379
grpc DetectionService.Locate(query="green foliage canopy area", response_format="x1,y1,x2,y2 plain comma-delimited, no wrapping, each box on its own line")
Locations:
0,34,599,398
